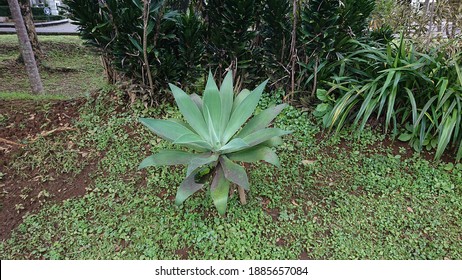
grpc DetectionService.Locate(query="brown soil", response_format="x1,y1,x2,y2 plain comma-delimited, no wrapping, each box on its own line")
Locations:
0,98,93,240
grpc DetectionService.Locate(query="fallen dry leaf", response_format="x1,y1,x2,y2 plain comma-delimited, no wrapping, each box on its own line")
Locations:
301,159,316,166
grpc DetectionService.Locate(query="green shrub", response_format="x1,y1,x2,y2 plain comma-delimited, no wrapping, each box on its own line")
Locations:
317,34,462,161
298,0,376,94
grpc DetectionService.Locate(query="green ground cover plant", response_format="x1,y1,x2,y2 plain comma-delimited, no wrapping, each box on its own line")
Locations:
1,87,461,259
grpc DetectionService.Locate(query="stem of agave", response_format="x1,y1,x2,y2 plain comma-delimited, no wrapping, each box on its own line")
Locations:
238,186,247,205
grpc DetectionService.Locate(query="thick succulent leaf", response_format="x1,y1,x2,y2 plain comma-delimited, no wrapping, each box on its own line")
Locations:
139,118,194,142
236,104,288,138
173,133,212,150
242,128,291,147
210,164,230,216
227,146,280,167
190,93,203,112
218,138,249,154
186,153,219,176
223,80,269,143
203,73,222,139
232,89,251,112
169,83,209,139
175,169,205,206
205,107,221,149
138,150,197,170
219,156,249,190
262,136,283,147
219,71,234,136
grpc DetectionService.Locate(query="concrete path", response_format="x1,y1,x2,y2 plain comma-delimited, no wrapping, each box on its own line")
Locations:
0,20,78,35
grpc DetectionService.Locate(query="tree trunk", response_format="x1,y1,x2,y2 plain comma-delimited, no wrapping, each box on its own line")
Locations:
18,0,43,62
7,0,44,94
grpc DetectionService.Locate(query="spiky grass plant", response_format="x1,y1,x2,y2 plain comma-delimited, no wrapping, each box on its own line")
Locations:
139,72,291,214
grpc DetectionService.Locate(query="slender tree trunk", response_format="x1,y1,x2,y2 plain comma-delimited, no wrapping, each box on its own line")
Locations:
18,0,43,62
143,0,154,93
7,0,44,94
286,0,298,101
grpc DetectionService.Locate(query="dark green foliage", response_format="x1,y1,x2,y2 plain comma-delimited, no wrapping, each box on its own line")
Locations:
370,24,394,44
317,34,462,161
298,0,376,93
66,0,204,100
203,0,261,88
260,0,292,83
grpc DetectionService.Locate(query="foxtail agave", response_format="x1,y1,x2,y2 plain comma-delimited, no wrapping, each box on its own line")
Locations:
139,72,291,215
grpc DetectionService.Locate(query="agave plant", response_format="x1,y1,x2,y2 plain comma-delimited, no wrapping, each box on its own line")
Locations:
138,72,291,215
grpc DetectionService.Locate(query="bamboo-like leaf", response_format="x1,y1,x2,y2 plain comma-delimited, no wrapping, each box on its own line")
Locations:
223,80,268,143
169,83,209,139
228,146,280,167
377,70,395,118
435,111,457,160
175,169,205,206
219,156,249,190
385,71,401,132
236,104,288,138
210,164,230,215
405,87,418,125
138,150,198,170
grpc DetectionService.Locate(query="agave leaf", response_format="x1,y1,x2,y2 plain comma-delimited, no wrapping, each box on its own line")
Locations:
203,73,222,139
173,133,212,150
210,164,230,215
186,153,219,176
219,156,249,190
220,71,234,136
232,89,251,112
228,146,280,167
138,150,198,170
204,107,221,149
175,168,205,206
242,128,291,147
190,93,203,112
169,83,209,139
236,104,288,138
218,138,249,154
223,80,268,143
139,118,194,142
262,136,283,147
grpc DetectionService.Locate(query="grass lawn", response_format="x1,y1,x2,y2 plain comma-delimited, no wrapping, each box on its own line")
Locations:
0,35,105,98
0,35,461,260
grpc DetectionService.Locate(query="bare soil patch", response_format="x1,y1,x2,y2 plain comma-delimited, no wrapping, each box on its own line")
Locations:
0,98,93,240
